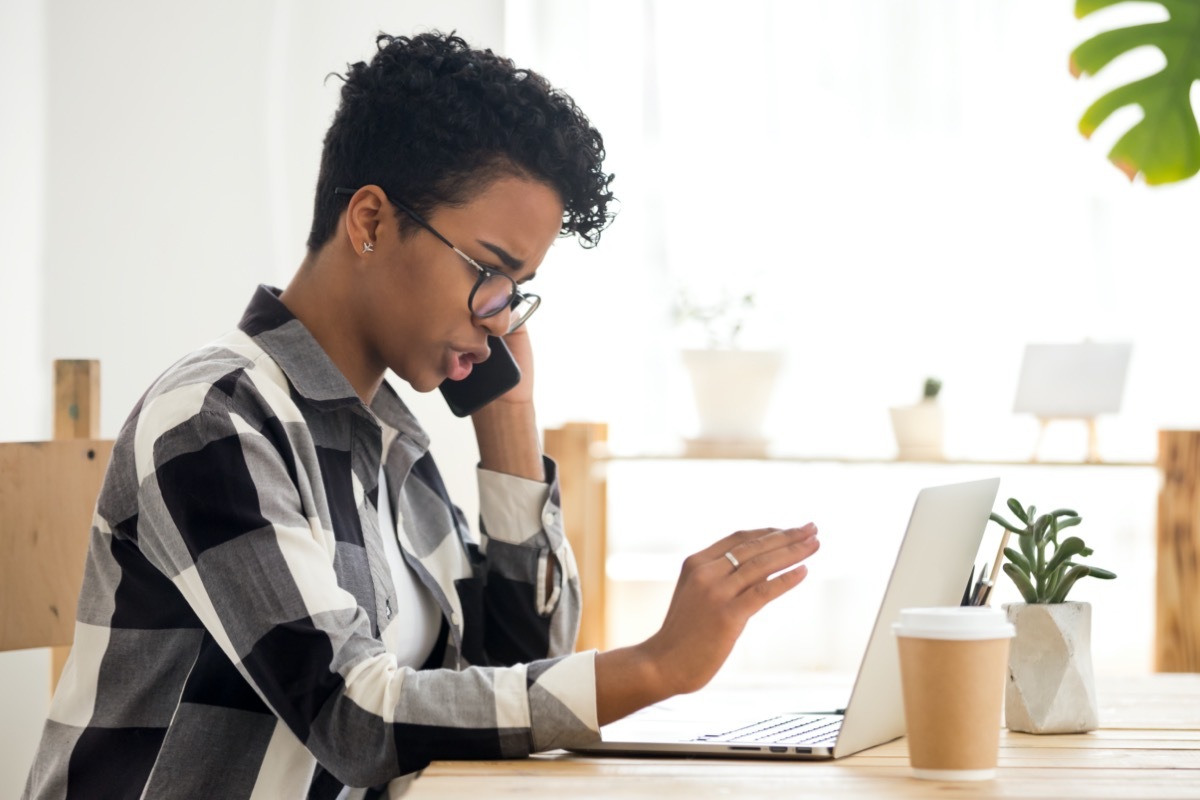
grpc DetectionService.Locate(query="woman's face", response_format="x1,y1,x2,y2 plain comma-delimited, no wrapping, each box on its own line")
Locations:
358,175,563,393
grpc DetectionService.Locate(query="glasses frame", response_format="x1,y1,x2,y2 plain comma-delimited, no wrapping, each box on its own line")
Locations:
334,187,541,333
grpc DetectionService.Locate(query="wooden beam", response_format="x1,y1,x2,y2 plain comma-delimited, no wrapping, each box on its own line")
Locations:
0,439,112,651
54,360,101,441
544,423,608,653
52,359,102,688
1156,430,1200,671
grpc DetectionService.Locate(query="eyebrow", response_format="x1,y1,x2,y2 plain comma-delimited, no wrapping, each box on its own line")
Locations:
477,241,524,271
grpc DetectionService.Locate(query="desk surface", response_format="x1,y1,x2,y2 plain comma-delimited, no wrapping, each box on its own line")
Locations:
410,673,1200,799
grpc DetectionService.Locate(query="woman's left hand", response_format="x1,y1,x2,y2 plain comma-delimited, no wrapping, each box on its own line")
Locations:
470,325,543,481
491,326,534,406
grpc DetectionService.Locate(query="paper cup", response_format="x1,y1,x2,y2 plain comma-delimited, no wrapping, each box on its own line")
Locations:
893,607,1015,781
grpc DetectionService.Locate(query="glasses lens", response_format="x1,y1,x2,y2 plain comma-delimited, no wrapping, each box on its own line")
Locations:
471,273,515,318
506,293,541,333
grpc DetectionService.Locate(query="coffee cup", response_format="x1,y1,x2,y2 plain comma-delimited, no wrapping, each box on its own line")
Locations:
892,606,1015,780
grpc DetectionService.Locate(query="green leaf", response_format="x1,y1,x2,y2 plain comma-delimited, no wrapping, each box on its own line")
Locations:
989,512,1025,534
1005,547,1032,576
1004,562,1040,603
1088,566,1118,580
1072,1,1200,184
1047,568,1063,602
1056,516,1082,531
1049,565,1090,603
1049,508,1079,519
1076,0,1141,16
1019,530,1037,568
1006,498,1029,523
1047,536,1089,572
1033,516,1051,543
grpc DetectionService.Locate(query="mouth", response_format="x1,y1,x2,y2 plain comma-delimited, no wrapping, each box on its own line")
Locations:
445,344,489,381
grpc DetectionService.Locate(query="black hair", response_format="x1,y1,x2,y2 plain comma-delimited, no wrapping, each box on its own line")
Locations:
306,31,615,252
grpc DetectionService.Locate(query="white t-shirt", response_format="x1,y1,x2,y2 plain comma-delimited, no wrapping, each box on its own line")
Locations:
377,464,443,668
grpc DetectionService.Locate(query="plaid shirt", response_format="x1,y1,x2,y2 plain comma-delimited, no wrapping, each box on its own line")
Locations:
23,286,598,799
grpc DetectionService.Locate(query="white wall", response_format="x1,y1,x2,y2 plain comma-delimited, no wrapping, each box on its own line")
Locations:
1,2,505,793
1,0,46,443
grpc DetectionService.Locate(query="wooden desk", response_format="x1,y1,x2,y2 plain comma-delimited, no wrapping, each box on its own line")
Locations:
410,674,1200,798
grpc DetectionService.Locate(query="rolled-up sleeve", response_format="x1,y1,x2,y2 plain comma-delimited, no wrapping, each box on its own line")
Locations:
476,456,584,656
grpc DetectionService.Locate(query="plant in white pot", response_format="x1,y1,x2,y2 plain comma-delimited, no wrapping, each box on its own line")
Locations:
674,289,781,456
989,499,1117,734
889,377,944,460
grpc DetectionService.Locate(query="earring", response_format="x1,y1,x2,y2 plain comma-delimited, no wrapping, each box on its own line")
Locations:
362,241,374,254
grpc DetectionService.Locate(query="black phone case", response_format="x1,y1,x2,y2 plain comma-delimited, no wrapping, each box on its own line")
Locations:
438,335,522,417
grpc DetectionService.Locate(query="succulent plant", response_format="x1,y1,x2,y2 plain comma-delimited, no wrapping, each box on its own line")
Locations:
923,377,942,401
674,290,756,349
990,498,1117,604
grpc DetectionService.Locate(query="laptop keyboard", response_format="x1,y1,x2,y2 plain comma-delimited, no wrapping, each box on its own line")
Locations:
691,714,842,747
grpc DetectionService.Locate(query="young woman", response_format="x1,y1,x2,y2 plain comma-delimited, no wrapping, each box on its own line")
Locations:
24,32,819,799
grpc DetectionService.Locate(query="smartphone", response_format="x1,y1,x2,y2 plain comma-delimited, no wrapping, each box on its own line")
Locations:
438,335,522,417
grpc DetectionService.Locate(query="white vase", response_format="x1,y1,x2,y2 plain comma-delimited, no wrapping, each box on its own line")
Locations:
1004,602,1099,734
889,400,944,460
681,349,782,445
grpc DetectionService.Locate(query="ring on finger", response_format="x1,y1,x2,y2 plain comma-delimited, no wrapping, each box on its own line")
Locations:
724,551,740,571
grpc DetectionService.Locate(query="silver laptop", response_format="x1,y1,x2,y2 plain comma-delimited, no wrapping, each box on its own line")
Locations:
572,477,1000,760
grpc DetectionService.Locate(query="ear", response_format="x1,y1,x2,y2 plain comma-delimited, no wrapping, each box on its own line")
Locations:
341,186,388,257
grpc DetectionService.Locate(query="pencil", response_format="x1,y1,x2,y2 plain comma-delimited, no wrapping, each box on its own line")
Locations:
982,529,1013,605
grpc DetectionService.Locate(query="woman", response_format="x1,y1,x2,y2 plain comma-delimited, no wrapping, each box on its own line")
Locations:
24,31,819,799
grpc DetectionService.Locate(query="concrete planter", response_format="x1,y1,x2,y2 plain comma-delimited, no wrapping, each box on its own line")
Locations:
889,399,944,460
1003,602,1099,734
681,349,782,446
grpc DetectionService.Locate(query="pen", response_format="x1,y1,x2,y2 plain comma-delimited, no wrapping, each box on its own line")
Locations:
970,561,989,606
961,564,976,606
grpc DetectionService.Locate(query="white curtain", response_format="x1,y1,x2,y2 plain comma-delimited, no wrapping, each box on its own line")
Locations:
504,2,1185,677
507,0,1200,460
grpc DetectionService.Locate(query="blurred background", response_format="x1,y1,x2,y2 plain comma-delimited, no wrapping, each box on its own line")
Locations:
2,0,1195,792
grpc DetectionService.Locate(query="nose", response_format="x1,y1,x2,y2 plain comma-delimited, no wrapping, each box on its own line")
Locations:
476,305,514,337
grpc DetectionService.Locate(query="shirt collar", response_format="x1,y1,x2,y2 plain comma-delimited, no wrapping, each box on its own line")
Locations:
237,284,431,450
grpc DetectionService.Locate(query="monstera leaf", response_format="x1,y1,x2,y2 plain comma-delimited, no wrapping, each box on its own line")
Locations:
1071,0,1200,185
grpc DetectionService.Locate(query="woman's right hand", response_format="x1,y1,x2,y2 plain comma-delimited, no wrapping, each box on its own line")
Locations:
594,524,820,725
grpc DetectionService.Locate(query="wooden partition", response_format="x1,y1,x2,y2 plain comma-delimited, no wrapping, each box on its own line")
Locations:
1157,430,1200,672
544,422,1200,672
542,422,608,653
0,360,110,691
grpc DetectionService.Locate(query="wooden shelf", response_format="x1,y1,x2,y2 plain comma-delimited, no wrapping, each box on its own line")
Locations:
543,421,1197,672
595,448,1155,468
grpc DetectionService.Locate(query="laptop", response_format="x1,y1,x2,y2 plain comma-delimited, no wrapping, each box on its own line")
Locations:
572,477,1000,760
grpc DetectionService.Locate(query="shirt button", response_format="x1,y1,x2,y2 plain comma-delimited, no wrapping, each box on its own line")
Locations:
542,510,559,527
450,611,460,626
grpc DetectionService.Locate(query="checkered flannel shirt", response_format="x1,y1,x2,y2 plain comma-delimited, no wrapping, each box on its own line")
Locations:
23,285,599,799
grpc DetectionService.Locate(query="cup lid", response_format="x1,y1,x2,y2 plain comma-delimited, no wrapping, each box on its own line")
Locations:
891,606,1015,640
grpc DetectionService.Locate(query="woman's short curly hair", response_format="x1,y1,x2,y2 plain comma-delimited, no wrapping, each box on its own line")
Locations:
306,31,615,252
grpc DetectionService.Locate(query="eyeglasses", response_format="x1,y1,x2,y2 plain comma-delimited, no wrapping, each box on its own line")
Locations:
334,187,541,333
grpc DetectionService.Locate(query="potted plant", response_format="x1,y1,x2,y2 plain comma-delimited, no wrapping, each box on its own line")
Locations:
674,289,781,455
989,498,1117,734
889,377,944,460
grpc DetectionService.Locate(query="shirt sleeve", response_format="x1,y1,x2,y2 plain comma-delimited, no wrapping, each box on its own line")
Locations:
477,457,584,656
132,398,598,788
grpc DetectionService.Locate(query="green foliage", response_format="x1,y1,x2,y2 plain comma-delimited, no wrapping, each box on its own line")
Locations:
674,290,756,349
1071,0,1200,185
923,377,943,400
990,498,1117,604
